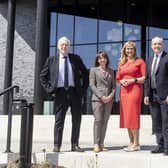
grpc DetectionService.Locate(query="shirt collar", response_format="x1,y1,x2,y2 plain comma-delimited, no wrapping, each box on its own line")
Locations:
155,51,163,57
59,53,68,58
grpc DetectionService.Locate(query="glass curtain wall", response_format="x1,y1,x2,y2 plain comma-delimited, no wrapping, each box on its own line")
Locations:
49,12,142,114
49,11,168,114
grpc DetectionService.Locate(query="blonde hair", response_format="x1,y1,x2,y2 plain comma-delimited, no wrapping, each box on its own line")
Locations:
119,41,138,65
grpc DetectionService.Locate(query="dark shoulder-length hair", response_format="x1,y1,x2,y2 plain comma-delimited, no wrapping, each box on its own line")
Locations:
94,51,110,67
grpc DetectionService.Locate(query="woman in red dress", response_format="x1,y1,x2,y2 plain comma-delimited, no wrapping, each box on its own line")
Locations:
116,41,146,152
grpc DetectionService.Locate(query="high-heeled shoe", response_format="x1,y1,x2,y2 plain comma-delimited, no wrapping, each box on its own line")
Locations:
123,145,141,152
100,144,109,151
94,144,102,153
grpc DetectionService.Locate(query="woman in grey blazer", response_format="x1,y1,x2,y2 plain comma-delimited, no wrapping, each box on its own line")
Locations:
89,51,116,152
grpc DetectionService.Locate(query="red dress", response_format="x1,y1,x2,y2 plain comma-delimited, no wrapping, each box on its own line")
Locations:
116,58,146,128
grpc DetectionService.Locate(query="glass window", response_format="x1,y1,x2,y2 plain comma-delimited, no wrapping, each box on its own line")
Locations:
49,47,57,57
75,16,97,44
50,12,57,46
57,14,74,43
124,23,141,41
147,27,168,58
146,27,149,40
135,41,141,57
74,45,97,68
99,43,122,70
147,40,168,59
50,46,73,57
146,41,150,60
148,27,168,40
164,40,168,52
99,20,122,42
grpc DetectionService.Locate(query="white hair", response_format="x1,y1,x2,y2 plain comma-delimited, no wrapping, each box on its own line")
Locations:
57,36,70,47
151,36,163,44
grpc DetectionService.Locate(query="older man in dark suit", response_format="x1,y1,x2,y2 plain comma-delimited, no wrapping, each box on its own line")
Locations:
144,36,168,155
40,36,89,152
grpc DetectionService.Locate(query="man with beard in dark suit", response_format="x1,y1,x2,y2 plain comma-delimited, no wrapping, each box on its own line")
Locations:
40,36,89,152
144,36,168,155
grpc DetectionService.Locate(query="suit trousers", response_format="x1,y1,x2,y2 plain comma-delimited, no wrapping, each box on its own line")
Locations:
150,90,168,149
53,87,82,147
92,100,113,145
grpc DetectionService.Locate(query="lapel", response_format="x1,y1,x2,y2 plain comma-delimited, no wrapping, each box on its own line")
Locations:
97,67,109,84
68,54,75,72
149,56,154,75
155,51,166,75
106,68,111,80
54,55,59,80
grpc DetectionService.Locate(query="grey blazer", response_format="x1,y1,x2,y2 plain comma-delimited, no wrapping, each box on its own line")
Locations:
89,67,116,101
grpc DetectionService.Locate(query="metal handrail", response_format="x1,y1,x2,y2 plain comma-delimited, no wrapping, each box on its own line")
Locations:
12,99,34,168
0,85,19,96
0,85,19,152
0,86,34,167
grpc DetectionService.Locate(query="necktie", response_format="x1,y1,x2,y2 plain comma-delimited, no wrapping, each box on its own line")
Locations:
64,56,69,90
151,55,158,88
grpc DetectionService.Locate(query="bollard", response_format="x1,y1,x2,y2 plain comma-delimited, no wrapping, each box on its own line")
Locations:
25,103,34,168
19,100,28,168
5,91,13,153
20,101,34,168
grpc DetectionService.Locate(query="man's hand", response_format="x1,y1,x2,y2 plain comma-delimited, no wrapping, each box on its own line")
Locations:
165,96,168,104
144,96,149,105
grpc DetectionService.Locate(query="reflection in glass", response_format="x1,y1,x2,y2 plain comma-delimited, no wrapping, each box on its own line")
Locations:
146,41,150,60
75,16,97,44
49,11,161,115
99,43,122,70
124,23,141,41
49,47,56,57
148,27,168,40
134,42,141,57
50,47,73,57
50,12,57,46
147,40,168,59
57,14,74,42
99,20,122,42
74,45,97,68
163,40,168,52
146,27,168,60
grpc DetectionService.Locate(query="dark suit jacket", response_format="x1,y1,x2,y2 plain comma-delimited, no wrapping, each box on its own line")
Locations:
40,53,89,98
144,51,168,99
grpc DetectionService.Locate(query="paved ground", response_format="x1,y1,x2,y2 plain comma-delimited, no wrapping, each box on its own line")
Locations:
0,115,156,152
1,115,168,168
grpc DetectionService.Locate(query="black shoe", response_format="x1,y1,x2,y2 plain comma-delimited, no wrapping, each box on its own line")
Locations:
71,145,84,152
151,146,164,154
163,149,168,155
53,146,60,152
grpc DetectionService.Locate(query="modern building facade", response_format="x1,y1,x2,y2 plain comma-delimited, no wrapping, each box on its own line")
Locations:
0,0,168,114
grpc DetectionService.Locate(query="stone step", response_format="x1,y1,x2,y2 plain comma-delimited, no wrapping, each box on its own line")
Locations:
0,115,166,168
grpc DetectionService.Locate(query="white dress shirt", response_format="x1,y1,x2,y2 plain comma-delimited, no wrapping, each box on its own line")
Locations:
151,52,162,75
57,53,75,88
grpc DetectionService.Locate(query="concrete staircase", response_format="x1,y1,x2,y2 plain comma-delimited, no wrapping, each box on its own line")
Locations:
0,115,168,168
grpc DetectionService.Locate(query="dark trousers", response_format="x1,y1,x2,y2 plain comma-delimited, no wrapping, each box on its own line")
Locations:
53,87,82,147
150,89,168,149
